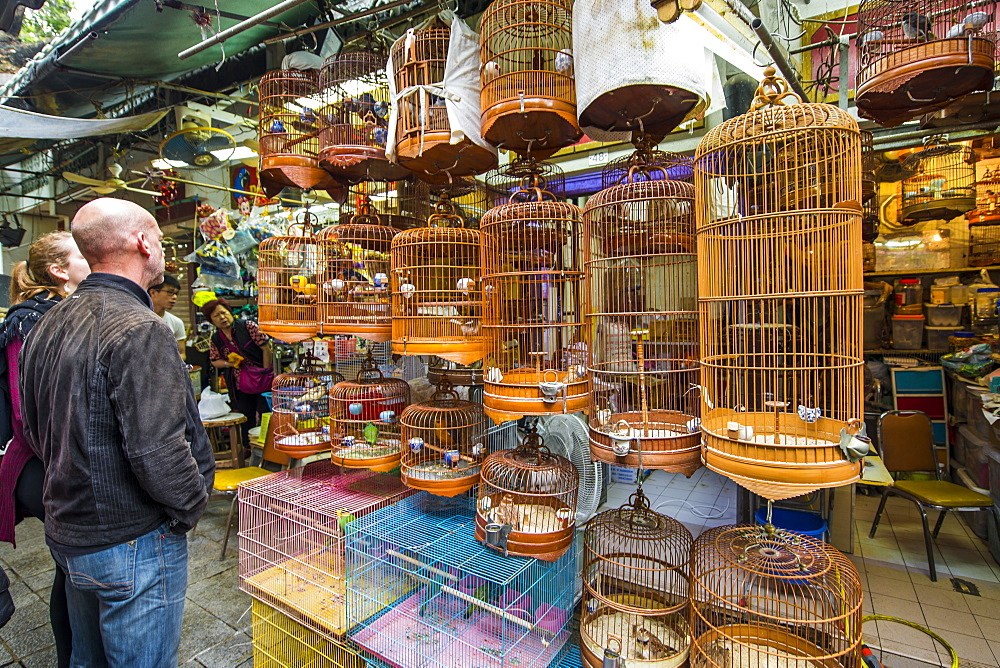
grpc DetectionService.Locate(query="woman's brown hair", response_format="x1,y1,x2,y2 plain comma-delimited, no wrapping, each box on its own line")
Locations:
9,231,76,304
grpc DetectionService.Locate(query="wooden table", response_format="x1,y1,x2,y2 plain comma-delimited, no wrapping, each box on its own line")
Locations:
202,412,247,469
860,454,894,486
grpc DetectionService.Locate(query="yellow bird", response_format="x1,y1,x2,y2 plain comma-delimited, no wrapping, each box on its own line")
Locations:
289,275,317,296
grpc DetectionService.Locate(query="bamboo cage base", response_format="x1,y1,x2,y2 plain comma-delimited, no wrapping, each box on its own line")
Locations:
690,623,844,668
589,410,701,476
580,84,700,136
319,145,411,183
259,323,318,344
900,196,976,224
483,372,589,419
260,155,345,192
481,101,581,157
474,500,575,562
391,338,486,365
395,132,498,183
331,445,401,473
318,321,392,343
580,603,690,668
400,470,480,497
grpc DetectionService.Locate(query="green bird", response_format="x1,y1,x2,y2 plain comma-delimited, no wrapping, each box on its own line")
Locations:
463,584,493,619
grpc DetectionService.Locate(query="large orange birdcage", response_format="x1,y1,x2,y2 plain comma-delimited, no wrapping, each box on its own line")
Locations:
257,219,321,343
480,162,586,424
271,361,341,456
694,68,865,501
390,193,486,364
479,0,581,156
584,147,700,476
316,198,397,342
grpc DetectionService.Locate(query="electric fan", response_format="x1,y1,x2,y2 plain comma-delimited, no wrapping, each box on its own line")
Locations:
537,413,603,524
158,126,237,169
62,163,159,197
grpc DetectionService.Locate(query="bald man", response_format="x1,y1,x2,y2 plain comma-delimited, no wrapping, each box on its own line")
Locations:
19,198,215,668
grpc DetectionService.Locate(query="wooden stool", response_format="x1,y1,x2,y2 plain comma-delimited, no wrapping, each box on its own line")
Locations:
202,412,248,469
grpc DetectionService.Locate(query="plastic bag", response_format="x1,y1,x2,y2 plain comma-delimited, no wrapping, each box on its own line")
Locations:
226,226,258,255
199,209,232,241
198,387,230,420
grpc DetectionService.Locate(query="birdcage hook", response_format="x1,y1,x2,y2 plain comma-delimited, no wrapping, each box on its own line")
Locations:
428,193,465,228
750,66,802,110
349,196,383,226
357,348,387,383
431,377,461,404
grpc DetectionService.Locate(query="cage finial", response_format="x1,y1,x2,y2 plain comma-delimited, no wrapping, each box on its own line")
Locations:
750,66,802,110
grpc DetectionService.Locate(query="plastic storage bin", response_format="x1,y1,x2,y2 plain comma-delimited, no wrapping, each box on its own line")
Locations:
753,507,828,540
956,424,995,488
924,303,963,327
926,326,956,351
892,315,924,349
864,303,886,349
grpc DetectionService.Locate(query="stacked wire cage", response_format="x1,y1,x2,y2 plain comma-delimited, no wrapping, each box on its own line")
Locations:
968,164,1000,266
326,336,392,382
475,427,579,561
258,221,321,343
584,147,701,475
317,198,398,342
239,461,414,642
251,600,368,668
689,523,863,668
319,49,409,183
694,68,865,501
391,193,487,364
329,353,411,472
347,492,576,668
855,0,996,126
270,360,341,456
580,487,693,668
480,163,587,423
479,0,581,156
897,136,977,224
399,380,492,497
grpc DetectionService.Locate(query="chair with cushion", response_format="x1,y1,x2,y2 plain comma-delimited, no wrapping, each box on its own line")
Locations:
871,410,1000,581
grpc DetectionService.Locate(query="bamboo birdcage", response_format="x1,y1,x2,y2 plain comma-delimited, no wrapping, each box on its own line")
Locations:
694,68,864,501
257,220,321,343
399,379,491,497
271,362,341,456
968,165,1000,266
860,130,880,243
258,69,344,193
316,198,397,342
390,193,486,364
897,136,977,224
856,0,997,127
689,523,863,668
329,352,411,472
479,0,581,156
339,180,432,231
319,50,410,183
579,488,693,668
480,166,587,424
389,18,498,183
475,427,579,562
584,148,701,475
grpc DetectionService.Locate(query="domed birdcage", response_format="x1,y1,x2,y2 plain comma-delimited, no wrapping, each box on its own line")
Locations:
860,130,880,243
479,0,581,156
580,487,693,668
480,163,587,424
316,198,397,342
897,136,976,224
689,521,863,668
856,0,996,127
390,193,486,364
338,180,432,231
319,49,410,182
584,146,701,475
329,352,411,472
257,219,321,343
475,427,579,561
968,164,1000,267
399,379,491,497
694,68,865,501
270,360,342,456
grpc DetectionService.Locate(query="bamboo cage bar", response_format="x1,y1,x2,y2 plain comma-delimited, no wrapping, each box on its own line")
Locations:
257,221,321,343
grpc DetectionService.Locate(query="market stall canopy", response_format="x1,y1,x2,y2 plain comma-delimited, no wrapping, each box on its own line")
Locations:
0,105,168,139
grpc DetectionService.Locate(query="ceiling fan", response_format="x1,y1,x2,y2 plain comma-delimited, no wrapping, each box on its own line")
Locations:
159,126,236,169
62,163,160,197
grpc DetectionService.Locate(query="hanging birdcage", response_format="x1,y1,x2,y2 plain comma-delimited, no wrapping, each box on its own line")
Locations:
480,165,587,424
316,198,397,342
426,357,484,387
479,0,581,156
897,136,977,224
329,352,411,472
694,68,865,501
271,361,341,455
860,130,880,243
399,380,491,497
584,148,700,475
390,193,486,364
475,427,579,561
580,488,693,668
689,523,863,668
856,0,996,127
257,220,321,343
388,16,498,183
258,69,344,193
968,165,1000,266
319,50,410,183
339,180,432,231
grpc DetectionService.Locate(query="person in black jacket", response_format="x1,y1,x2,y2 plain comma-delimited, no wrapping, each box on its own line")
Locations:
19,198,215,668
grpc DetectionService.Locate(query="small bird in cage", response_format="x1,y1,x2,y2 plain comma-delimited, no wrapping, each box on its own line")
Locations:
298,106,318,127
482,60,500,82
289,275,318,302
554,48,573,75
371,126,388,146
901,11,935,41
633,626,675,661
269,118,286,134
343,92,379,119
948,11,992,36
857,29,884,48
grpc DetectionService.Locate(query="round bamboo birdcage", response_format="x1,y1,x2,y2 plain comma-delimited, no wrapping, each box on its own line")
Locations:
316,198,397,342
897,137,976,224
860,131,880,243
318,50,410,183
390,194,486,364
580,488,693,668
339,180,432,231
271,364,341,456
479,0,581,156
475,427,579,561
480,167,586,424
693,68,864,501
257,220,321,343
426,358,484,386
399,380,491,496
968,165,1000,266
258,69,345,192
856,0,997,127
389,18,497,183
584,148,700,475
689,523,863,668
329,352,410,472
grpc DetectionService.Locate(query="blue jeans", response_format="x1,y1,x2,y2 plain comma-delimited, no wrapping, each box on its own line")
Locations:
53,523,188,668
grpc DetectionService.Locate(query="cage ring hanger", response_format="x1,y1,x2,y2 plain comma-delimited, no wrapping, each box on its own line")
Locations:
750,66,803,109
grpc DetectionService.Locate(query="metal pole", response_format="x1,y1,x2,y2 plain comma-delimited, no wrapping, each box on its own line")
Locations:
178,0,312,60
750,18,810,101
263,0,415,45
